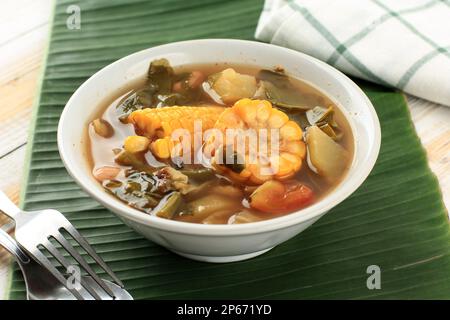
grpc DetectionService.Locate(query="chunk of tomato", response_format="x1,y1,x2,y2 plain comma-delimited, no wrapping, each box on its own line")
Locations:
249,180,314,214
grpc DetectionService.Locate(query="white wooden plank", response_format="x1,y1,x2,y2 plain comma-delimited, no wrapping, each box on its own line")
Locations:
0,4,52,297
0,109,30,158
0,69,37,156
407,95,450,212
0,24,48,86
0,147,26,300
0,258,11,300
0,146,26,195
0,147,27,300
0,0,51,47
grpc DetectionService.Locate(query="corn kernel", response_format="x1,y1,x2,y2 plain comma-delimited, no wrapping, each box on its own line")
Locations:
124,135,150,153
151,138,171,159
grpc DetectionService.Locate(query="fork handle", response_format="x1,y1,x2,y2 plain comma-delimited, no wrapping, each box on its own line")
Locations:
0,228,30,264
0,191,21,219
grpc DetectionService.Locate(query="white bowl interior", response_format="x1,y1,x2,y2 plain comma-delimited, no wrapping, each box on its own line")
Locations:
58,39,380,236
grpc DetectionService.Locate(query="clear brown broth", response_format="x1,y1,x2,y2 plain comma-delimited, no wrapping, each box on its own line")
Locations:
87,63,354,224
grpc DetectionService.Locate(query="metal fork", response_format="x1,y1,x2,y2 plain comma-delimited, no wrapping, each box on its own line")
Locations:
0,227,132,300
0,191,123,300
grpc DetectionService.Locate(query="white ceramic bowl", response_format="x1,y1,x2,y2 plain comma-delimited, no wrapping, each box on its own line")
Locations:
58,39,381,263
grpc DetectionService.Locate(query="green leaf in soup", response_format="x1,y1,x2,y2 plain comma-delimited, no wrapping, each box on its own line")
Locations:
306,106,337,127
102,171,162,213
285,110,310,131
261,81,311,111
155,192,183,219
257,69,291,84
256,69,312,110
103,168,189,216
116,87,158,122
180,166,216,182
116,59,176,120
117,59,205,119
317,123,338,140
115,149,156,174
147,58,174,94
305,106,342,140
155,92,196,107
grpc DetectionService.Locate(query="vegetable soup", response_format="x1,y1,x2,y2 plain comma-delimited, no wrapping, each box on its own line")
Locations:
87,60,354,224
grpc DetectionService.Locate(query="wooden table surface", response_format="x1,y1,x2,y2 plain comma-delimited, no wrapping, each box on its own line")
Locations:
0,0,449,299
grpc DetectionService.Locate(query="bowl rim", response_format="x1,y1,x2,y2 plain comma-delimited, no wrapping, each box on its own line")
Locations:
58,39,381,236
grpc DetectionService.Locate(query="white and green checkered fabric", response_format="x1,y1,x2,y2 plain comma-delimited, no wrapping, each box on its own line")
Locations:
255,0,450,106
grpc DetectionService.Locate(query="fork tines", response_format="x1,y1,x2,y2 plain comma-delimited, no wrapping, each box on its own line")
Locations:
28,215,123,300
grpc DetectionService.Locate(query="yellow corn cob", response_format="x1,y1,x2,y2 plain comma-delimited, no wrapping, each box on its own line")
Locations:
206,99,306,185
128,105,225,159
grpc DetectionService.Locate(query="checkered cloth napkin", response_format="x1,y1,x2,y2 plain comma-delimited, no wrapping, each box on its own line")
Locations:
255,0,450,107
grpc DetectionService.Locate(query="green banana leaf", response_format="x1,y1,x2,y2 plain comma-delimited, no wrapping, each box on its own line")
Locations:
6,0,450,299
